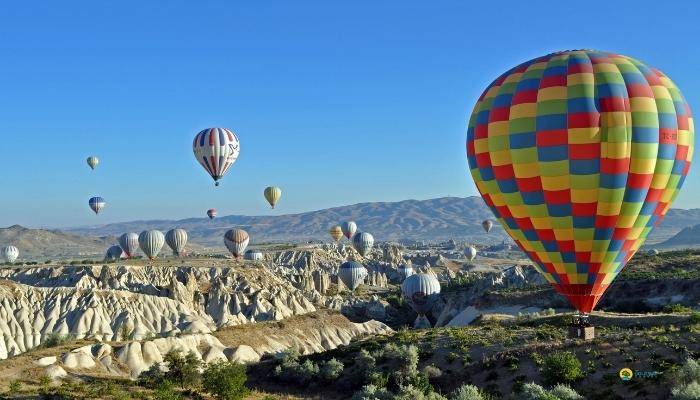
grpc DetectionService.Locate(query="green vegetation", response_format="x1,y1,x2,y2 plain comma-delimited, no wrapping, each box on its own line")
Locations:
202,361,249,400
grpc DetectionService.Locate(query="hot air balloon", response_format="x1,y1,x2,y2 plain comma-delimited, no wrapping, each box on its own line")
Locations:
138,230,165,260
119,233,139,258
464,246,477,261
1,246,19,263
207,209,217,220
341,221,357,240
105,245,124,262
482,220,493,233
352,232,374,257
192,127,240,186
329,225,343,243
87,156,99,170
648,249,660,256
89,197,106,215
467,50,694,317
338,261,367,291
165,229,188,256
264,186,282,209
401,273,441,328
244,249,264,261
224,229,249,258
397,264,415,281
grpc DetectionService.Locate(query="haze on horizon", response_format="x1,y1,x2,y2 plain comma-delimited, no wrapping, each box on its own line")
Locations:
1,0,698,228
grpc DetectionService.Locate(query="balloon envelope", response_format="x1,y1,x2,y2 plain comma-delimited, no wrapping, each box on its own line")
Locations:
352,232,374,256
119,233,139,258
1,246,19,263
89,197,105,215
397,264,415,281
467,50,694,313
244,249,264,261
165,229,188,256
329,225,343,243
87,156,99,170
482,220,493,233
464,246,477,261
193,127,240,186
138,230,165,260
224,229,249,258
264,186,282,209
338,261,367,291
207,209,217,220
341,221,357,240
105,245,124,261
401,273,441,315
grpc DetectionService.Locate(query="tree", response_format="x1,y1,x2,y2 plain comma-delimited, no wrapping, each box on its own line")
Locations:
163,349,202,388
202,361,249,400
542,351,583,385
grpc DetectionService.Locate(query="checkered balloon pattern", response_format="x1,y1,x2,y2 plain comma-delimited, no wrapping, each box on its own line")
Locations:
467,50,694,313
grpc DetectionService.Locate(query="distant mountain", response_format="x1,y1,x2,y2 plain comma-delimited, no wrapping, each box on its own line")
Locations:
66,196,700,247
657,224,700,249
0,225,115,261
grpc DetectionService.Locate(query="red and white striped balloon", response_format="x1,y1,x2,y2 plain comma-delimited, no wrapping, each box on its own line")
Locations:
192,127,240,186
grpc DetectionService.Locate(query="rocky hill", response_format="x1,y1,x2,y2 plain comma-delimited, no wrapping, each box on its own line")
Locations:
0,225,115,261
657,223,700,249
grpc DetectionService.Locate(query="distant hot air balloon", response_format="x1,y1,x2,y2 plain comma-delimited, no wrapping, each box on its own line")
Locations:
352,232,374,257
264,186,282,209
138,230,165,260
482,220,493,233
87,156,99,170
119,233,139,258
467,50,694,315
165,229,188,256
104,245,124,262
329,225,343,243
402,273,441,327
207,209,217,220
224,229,249,258
192,127,240,186
338,261,367,291
341,221,357,240
464,246,477,261
244,249,264,261
89,197,106,215
649,249,660,256
1,246,19,263
397,264,415,281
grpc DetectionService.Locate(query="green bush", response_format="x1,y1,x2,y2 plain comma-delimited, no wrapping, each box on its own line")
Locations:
41,333,71,348
549,384,584,400
352,384,393,400
542,351,584,385
202,361,249,400
690,313,700,325
672,381,700,400
665,304,693,313
162,350,202,388
519,383,558,400
153,380,181,400
8,380,21,394
451,384,484,400
320,358,344,381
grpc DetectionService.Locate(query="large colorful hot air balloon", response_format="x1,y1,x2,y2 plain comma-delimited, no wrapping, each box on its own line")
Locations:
119,233,139,258
264,186,282,209
87,156,99,170
89,197,106,215
138,230,165,260
224,229,249,258
1,246,19,263
329,225,343,243
467,50,694,314
352,232,374,256
341,221,357,240
207,209,217,220
165,229,188,256
193,127,240,186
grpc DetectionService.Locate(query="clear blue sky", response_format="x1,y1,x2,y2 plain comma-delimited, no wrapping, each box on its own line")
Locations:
1,1,698,227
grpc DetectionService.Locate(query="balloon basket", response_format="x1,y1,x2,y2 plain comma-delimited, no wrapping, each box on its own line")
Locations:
569,313,594,340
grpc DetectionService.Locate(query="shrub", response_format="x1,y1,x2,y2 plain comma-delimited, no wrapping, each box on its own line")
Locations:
690,313,700,325
451,384,483,400
153,380,181,400
677,358,700,386
394,385,446,400
163,349,202,388
542,351,583,385
672,382,700,400
8,380,21,394
202,361,249,400
423,365,442,379
42,333,71,348
549,384,584,400
139,363,165,388
351,384,393,400
519,383,558,400
320,358,344,381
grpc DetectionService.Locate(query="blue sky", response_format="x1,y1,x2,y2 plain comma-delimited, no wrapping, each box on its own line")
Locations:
0,1,698,227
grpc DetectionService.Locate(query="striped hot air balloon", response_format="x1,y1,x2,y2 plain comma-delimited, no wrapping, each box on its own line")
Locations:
165,229,188,256
244,249,264,261
86,156,99,170
338,261,367,291
397,264,415,281
207,209,217,220
352,232,374,256
138,230,165,260
89,197,106,215
119,233,139,258
329,225,343,243
224,229,249,258
1,246,19,263
264,186,282,209
401,273,441,315
464,245,477,261
341,221,357,240
105,245,124,262
193,127,240,186
467,50,694,314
